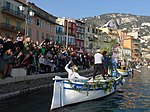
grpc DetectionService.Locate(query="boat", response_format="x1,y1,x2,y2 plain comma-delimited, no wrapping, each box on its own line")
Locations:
116,68,132,76
50,73,124,110
135,64,141,69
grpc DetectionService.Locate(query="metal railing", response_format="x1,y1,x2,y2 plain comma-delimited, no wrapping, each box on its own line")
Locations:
0,23,25,33
1,6,25,20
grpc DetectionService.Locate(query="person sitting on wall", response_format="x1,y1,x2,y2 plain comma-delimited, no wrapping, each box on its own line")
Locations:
65,61,88,80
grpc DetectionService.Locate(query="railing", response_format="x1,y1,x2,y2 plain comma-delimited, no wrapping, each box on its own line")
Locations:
56,30,64,35
35,12,56,24
0,23,25,33
76,37,84,40
1,6,25,20
89,37,93,41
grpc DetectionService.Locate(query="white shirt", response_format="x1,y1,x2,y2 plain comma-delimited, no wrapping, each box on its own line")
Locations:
65,63,88,80
111,54,117,64
94,53,104,64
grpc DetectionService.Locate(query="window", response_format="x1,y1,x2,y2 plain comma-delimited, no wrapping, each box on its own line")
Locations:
6,16,10,28
88,27,90,32
69,37,74,45
36,30,39,41
46,34,50,39
77,41,79,46
56,36,62,44
41,20,45,28
46,23,50,31
16,21,21,31
28,28,32,37
28,17,33,24
6,16,10,25
51,26,55,33
36,18,40,27
6,1,11,10
16,6,20,15
92,28,95,33
81,42,83,47
42,32,44,41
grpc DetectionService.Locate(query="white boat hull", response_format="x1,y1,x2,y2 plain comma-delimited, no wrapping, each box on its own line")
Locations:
50,76,123,110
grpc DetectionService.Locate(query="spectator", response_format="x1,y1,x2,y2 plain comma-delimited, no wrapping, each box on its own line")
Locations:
3,36,14,53
2,49,14,78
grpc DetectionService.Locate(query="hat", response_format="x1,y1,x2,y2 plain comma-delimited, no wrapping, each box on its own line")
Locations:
96,49,101,53
72,65,78,71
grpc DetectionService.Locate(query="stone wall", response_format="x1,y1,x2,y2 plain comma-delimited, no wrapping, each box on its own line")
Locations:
0,68,93,100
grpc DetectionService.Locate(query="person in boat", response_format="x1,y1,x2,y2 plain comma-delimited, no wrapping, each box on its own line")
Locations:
102,50,109,76
93,49,105,80
111,52,118,70
65,61,88,80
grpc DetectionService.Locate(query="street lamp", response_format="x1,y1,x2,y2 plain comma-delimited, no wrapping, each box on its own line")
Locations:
19,5,34,36
66,20,69,49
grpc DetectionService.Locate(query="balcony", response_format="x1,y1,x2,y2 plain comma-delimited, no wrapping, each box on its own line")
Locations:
56,30,64,35
89,37,93,41
35,12,56,24
76,36,84,40
76,29,84,33
0,23,25,33
1,6,25,20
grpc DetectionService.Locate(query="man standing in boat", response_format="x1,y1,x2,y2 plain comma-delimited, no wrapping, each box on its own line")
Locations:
93,49,105,80
65,61,88,80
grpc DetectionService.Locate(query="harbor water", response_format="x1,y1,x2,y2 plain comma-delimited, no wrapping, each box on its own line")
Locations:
0,67,150,112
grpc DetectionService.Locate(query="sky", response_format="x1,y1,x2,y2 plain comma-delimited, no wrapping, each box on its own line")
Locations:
29,0,150,19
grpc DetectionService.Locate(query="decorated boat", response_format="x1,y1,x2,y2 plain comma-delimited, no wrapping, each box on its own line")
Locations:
50,74,124,110
116,68,132,76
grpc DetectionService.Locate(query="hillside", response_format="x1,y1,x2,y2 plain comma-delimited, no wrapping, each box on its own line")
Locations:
81,13,150,37
81,13,150,48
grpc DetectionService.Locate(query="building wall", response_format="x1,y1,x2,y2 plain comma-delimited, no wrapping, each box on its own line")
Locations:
84,26,93,49
55,24,65,45
28,2,57,42
0,0,25,38
57,18,76,48
124,38,132,49
75,20,85,49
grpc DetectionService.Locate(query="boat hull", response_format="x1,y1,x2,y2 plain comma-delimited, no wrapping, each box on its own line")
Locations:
50,76,122,110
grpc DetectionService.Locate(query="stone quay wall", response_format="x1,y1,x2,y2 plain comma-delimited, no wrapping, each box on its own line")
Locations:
0,68,93,100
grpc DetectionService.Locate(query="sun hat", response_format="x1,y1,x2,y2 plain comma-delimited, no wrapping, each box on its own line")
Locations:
96,49,101,53
72,65,78,71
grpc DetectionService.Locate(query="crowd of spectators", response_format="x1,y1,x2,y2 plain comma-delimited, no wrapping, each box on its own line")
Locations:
0,32,94,79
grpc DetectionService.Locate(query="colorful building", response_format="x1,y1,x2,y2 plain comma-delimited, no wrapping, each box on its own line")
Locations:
75,20,85,49
55,24,65,46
